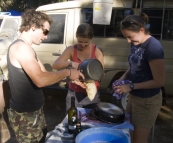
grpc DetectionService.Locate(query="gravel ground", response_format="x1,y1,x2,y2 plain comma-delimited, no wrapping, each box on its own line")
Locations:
1,86,173,143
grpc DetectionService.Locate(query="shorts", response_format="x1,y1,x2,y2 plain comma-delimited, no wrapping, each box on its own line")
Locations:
66,89,100,111
126,91,162,128
7,107,46,143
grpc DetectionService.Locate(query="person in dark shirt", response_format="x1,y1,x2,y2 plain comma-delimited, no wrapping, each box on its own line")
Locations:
7,9,85,143
113,13,165,143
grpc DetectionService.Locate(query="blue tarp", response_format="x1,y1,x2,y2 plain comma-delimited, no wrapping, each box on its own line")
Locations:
7,10,22,16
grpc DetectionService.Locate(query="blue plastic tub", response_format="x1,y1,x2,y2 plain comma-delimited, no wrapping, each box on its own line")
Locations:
75,127,129,143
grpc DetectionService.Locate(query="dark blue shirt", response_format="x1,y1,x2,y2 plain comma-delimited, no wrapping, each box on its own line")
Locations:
129,36,164,98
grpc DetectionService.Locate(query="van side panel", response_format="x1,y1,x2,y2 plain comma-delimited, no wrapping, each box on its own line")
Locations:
92,38,130,90
162,41,173,97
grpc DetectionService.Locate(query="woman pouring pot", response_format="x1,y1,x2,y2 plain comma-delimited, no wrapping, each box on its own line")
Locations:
52,23,104,111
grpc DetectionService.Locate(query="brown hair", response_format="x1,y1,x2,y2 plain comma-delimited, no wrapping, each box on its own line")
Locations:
76,23,93,39
120,12,150,34
19,9,53,33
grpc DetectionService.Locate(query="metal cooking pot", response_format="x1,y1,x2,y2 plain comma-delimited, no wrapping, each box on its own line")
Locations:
78,58,103,83
94,102,125,123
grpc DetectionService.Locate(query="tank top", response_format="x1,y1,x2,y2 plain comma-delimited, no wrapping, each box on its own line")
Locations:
69,44,100,93
7,39,44,112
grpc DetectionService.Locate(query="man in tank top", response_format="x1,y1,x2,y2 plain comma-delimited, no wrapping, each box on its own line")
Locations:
7,9,84,143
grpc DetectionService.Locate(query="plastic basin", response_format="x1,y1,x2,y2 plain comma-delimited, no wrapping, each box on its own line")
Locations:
75,127,129,143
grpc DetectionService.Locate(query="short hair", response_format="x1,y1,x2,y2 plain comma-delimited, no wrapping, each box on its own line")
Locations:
120,12,150,34
19,9,53,33
76,23,93,39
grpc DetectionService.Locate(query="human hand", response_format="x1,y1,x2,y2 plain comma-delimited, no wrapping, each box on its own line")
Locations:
69,69,86,88
71,80,86,88
115,84,131,95
69,69,84,80
112,80,131,94
112,80,121,93
71,62,80,69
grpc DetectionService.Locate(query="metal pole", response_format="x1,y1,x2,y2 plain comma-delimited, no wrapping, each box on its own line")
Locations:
160,0,166,43
140,0,143,12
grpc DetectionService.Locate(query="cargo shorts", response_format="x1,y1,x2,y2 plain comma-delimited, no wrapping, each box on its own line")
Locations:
7,107,46,143
126,91,162,128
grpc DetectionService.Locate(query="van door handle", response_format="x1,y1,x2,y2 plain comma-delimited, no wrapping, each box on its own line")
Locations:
52,53,61,56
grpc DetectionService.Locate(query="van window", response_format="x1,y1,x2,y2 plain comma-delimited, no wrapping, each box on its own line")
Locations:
106,9,134,37
143,9,173,40
81,8,134,37
81,8,104,37
43,14,66,44
166,10,173,39
0,18,19,38
143,9,163,39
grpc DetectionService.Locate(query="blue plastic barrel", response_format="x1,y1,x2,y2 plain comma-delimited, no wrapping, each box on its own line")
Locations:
75,127,129,143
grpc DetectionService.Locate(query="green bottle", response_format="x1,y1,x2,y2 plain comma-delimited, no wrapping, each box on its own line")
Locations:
73,118,83,140
68,96,77,134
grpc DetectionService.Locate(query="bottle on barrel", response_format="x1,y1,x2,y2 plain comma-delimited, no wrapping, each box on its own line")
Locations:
68,96,77,134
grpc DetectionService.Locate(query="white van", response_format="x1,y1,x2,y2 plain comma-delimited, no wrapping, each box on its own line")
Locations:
0,15,21,81
0,0,173,109
35,0,173,96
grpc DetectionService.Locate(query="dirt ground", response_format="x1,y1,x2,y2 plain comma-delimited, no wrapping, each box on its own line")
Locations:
1,85,173,143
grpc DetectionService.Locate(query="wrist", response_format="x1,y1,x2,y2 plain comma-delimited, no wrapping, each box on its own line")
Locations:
129,81,134,90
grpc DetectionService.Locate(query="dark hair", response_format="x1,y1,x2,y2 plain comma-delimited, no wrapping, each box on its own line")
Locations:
76,23,93,39
120,12,150,34
19,9,53,33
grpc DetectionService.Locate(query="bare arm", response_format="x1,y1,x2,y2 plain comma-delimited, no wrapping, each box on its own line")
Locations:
52,46,79,70
95,47,104,68
118,67,130,81
52,46,72,70
37,58,47,72
116,59,165,94
15,44,83,88
133,59,165,89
